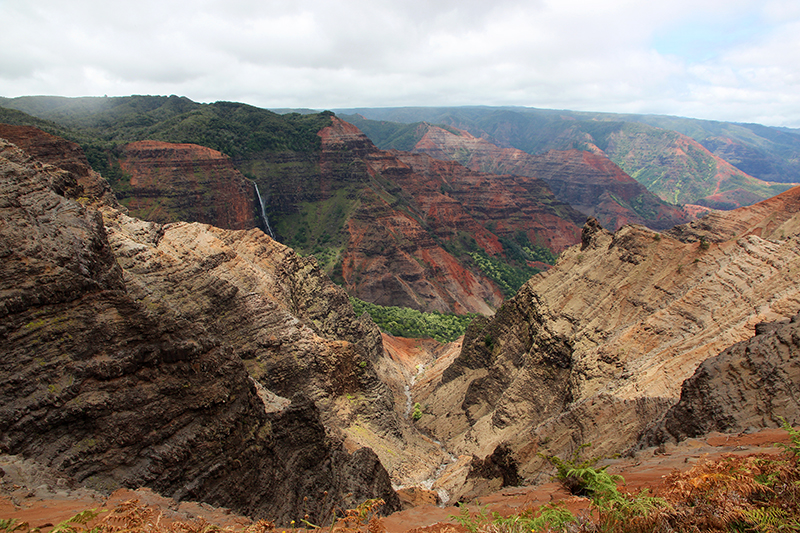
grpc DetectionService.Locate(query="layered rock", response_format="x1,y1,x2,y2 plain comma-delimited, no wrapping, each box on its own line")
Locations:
644,313,800,444
0,132,401,522
117,140,260,230
0,124,117,206
413,124,688,231
302,118,584,314
415,187,800,498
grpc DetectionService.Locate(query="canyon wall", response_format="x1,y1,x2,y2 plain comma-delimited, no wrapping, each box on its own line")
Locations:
0,130,401,522
412,124,689,231
117,140,261,230
415,187,800,499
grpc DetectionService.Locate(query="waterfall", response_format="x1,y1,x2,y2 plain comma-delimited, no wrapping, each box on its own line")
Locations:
253,182,275,239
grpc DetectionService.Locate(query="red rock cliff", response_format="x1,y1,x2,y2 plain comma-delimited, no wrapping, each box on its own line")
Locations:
118,140,260,230
414,125,689,231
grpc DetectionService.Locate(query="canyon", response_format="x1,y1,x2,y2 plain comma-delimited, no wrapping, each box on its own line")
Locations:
0,130,402,522
2,105,800,529
342,107,796,209
409,123,688,231
410,186,800,501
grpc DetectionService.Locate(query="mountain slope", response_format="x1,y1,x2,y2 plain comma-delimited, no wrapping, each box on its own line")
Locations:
280,117,583,313
1,98,585,314
412,186,800,500
340,108,796,208
0,129,402,522
410,123,688,230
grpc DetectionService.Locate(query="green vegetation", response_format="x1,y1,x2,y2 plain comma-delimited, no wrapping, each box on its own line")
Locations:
411,402,423,421
276,188,358,274
0,96,333,158
467,251,540,299
442,230,553,299
350,297,476,343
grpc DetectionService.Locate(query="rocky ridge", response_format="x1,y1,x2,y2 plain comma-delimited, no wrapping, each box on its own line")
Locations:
268,117,586,314
646,312,800,444
0,131,402,522
412,187,800,500
412,124,689,231
0,124,117,206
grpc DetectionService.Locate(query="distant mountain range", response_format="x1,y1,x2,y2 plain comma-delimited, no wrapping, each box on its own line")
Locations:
338,106,798,207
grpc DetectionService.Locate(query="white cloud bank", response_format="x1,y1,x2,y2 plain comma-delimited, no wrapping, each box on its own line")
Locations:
2,0,800,127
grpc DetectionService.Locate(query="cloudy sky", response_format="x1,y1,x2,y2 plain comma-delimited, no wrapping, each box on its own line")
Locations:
2,0,800,127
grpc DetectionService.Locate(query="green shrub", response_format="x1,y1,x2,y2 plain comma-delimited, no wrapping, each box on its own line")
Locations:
349,297,476,343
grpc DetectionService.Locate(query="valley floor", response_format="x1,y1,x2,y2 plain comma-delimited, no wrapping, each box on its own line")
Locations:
2,428,791,533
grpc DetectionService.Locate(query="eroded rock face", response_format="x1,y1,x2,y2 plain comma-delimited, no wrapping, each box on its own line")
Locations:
0,124,117,206
0,133,400,522
117,141,260,230
643,314,800,445
417,189,800,492
412,125,689,231
313,118,584,314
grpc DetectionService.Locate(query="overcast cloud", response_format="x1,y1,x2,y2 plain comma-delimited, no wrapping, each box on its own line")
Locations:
2,0,800,127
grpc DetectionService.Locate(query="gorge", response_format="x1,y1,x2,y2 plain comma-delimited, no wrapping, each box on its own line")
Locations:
1,99,800,528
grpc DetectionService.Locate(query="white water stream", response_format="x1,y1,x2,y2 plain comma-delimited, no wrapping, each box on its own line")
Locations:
253,182,275,239
403,364,459,506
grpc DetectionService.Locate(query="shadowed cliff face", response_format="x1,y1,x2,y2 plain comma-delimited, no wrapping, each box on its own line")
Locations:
0,124,117,206
0,132,401,523
643,313,800,446
117,140,260,230
412,125,689,231
415,187,800,500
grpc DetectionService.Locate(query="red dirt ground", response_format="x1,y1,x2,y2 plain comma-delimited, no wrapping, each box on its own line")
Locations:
1,429,791,533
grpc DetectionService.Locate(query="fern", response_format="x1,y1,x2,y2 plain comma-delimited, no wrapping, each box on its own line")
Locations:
527,503,577,532
450,504,491,533
50,509,103,533
539,442,604,496
778,417,800,460
739,506,789,532
0,519,33,533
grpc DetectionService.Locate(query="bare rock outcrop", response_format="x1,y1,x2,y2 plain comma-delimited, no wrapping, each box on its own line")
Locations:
0,132,400,522
117,140,260,230
0,124,118,206
417,188,800,493
643,313,800,445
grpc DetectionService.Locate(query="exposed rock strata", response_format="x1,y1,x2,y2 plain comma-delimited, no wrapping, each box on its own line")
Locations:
309,118,584,313
413,125,688,231
0,124,117,206
644,313,800,444
102,209,448,487
416,188,800,498
117,141,260,230
0,133,400,522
